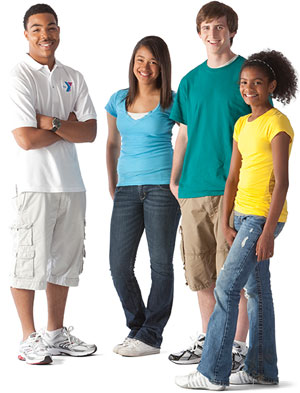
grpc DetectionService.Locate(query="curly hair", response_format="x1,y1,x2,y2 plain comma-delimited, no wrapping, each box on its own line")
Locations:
24,4,58,30
240,50,298,105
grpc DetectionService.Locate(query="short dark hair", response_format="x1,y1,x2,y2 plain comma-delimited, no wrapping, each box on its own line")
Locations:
241,50,298,105
196,1,238,45
126,36,173,110
23,4,58,30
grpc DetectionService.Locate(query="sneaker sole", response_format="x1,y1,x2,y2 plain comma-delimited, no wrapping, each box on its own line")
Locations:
169,357,201,365
48,346,97,357
119,349,160,357
18,354,53,365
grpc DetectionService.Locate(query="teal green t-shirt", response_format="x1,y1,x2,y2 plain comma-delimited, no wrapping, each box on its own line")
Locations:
170,55,250,198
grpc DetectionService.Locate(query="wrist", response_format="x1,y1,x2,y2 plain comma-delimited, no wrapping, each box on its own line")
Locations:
51,117,61,133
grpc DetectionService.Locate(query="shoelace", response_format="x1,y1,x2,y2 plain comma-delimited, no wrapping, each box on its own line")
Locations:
64,326,82,345
129,339,142,348
122,337,132,346
25,333,49,352
189,334,205,353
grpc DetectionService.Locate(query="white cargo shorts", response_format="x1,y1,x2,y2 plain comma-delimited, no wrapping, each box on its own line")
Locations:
10,192,86,290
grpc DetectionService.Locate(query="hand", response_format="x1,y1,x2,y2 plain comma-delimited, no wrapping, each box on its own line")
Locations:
36,113,53,130
68,112,78,122
170,183,179,201
256,231,274,262
223,225,237,247
109,185,116,200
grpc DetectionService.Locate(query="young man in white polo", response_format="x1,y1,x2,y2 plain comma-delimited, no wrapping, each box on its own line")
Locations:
9,4,97,364
169,1,250,371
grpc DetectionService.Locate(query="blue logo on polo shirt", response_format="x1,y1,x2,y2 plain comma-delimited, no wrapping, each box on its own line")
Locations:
64,81,72,92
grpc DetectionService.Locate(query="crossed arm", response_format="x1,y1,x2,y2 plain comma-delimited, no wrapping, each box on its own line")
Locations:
13,112,97,150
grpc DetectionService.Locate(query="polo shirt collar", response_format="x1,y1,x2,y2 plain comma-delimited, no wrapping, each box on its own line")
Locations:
23,53,62,71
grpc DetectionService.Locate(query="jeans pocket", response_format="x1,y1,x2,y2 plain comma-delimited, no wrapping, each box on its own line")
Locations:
15,246,35,278
158,184,170,191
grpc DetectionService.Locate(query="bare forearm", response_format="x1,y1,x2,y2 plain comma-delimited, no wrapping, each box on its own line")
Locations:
37,114,96,143
170,126,187,187
56,119,97,143
222,177,238,229
13,127,62,150
263,181,289,234
106,144,120,192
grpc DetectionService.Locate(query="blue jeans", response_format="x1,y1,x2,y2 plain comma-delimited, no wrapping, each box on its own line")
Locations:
109,185,180,348
198,214,284,385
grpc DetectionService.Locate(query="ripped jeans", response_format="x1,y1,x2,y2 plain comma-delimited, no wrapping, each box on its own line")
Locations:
197,214,284,386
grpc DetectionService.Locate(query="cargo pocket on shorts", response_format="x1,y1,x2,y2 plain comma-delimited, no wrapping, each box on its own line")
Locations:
179,226,189,286
179,226,186,267
11,222,35,278
15,246,35,278
79,219,86,274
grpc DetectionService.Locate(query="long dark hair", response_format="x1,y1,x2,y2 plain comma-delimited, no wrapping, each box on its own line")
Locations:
126,36,172,110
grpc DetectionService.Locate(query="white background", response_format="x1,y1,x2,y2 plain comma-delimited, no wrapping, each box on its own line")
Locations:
0,0,299,392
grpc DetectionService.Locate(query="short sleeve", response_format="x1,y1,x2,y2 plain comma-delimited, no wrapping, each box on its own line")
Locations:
267,113,294,143
233,116,244,142
73,73,97,122
105,91,119,118
9,71,38,130
170,78,187,125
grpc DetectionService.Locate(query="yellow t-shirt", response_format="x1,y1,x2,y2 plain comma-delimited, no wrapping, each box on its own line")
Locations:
233,108,294,222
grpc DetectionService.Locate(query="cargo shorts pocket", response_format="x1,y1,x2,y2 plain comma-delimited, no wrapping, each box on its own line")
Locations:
11,222,33,246
11,222,35,278
79,219,86,275
179,226,186,267
14,246,35,278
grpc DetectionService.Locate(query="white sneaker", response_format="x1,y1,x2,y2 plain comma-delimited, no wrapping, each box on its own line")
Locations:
231,341,248,373
113,337,134,354
230,370,278,385
42,326,97,357
175,371,225,390
118,339,160,357
169,334,205,365
19,332,52,365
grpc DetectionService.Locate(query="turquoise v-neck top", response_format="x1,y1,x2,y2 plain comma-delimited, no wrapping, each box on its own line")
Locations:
106,89,175,186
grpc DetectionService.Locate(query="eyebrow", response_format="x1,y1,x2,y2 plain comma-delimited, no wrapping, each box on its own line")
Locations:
240,77,264,81
29,22,57,29
136,55,157,61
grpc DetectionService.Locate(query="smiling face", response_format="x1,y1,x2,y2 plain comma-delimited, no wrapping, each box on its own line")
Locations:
239,66,277,110
198,16,235,56
133,46,160,87
24,13,60,69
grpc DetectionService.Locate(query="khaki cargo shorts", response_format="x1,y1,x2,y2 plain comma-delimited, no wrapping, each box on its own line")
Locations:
10,192,86,290
178,195,231,291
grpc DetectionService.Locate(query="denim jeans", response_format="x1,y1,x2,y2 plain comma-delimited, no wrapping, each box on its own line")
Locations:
109,185,180,348
198,214,284,385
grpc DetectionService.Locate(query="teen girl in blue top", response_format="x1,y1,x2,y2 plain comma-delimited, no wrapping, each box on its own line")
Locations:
106,36,180,357
176,50,297,390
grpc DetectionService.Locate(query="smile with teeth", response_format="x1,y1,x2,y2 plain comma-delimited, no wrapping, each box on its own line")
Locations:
139,71,151,77
245,93,258,98
39,41,54,48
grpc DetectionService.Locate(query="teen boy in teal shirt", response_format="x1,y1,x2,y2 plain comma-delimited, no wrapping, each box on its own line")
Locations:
169,1,250,369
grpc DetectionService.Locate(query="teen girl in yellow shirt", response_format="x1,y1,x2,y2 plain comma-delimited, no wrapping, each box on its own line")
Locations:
175,50,297,389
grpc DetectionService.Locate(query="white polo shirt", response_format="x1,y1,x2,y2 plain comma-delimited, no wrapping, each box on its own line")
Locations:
9,54,97,193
